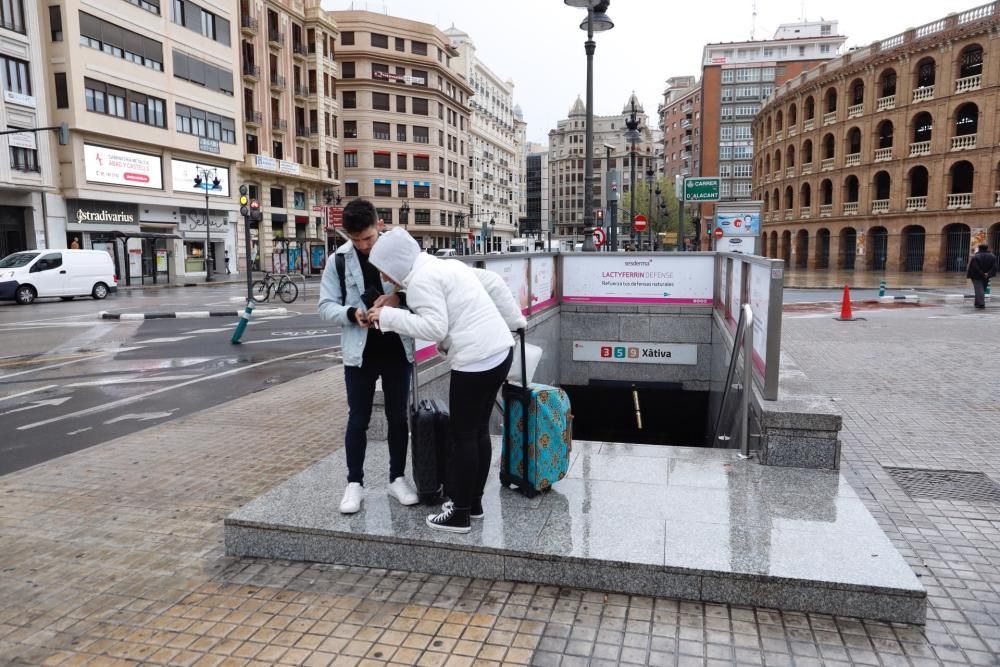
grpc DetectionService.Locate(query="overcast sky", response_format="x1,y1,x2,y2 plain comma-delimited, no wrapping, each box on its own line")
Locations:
322,1,977,144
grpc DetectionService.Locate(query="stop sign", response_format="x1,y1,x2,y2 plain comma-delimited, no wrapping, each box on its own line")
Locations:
713,227,724,240
633,214,648,232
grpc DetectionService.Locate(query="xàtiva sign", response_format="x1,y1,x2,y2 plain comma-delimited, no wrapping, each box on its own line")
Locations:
572,341,698,365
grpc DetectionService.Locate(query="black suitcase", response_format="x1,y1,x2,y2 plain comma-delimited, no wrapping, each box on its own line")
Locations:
409,362,450,506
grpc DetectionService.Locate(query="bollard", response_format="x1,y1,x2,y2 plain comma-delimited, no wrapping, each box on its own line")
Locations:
231,300,254,344
986,279,992,299
878,280,886,298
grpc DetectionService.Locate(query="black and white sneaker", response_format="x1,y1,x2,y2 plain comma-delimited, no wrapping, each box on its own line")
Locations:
426,504,471,533
443,500,484,519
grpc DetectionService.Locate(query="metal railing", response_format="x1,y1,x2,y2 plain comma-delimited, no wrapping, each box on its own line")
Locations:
712,304,754,458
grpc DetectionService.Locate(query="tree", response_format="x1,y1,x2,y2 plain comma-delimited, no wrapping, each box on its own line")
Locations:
620,176,677,249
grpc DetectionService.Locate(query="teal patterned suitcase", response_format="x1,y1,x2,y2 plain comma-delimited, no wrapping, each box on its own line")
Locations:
500,331,572,497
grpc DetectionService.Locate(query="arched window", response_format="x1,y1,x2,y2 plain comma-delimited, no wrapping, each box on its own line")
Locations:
825,88,837,113
955,103,978,136
804,96,815,120
784,186,794,210
786,145,796,168
915,57,936,89
764,153,771,173
950,160,974,194
874,171,891,200
774,149,782,172
849,78,864,105
773,188,780,208
765,115,773,137
846,127,861,154
908,165,929,197
788,103,798,127
844,175,860,202
877,120,894,148
822,133,835,159
776,109,783,132
800,182,812,207
820,179,833,205
802,139,813,164
958,44,983,79
912,112,932,143
763,190,770,212
879,68,897,98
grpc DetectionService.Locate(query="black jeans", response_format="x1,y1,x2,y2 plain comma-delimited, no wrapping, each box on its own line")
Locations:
344,355,412,485
448,349,514,509
972,279,988,307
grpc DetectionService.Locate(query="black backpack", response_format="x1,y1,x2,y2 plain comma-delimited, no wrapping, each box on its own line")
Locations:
335,253,346,305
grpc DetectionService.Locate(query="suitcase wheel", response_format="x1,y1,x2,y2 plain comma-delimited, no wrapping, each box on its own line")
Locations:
518,486,539,499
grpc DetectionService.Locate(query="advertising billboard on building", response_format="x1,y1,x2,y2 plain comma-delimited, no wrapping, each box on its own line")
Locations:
84,145,163,189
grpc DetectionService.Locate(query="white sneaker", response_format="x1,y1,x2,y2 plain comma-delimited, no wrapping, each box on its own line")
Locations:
339,482,364,514
388,477,419,506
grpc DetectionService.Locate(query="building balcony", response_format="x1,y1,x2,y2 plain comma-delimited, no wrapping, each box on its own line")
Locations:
845,152,861,167
876,95,896,112
874,147,892,162
803,118,815,131
783,210,794,220
241,15,258,34
823,111,837,125
946,192,972,209
951,134,977,151
680,119,691,128
995,191,1000,207
843,202,859,216
821,157,834,171
682,135,691,145
871,199,889,214
912,86,934,103
272,118,287,132
294,84,309,99
799,206,811,219
268,28,284,47
801,162,813,175
245,110,262,126
682,102,693,113
820,204,833,217
242,63,259,80
785,166,795,178
774,130,783,141
847,103,863,119
787,126,797,137
270,74,286,90
909,141,931,157
906,196,927,211
955,74,981,94
293,42,307,59
763,173,771,183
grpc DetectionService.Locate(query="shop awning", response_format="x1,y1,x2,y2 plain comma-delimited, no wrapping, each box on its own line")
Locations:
111,231,181,240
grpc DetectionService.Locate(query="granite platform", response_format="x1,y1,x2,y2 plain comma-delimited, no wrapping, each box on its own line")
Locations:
224,440,926,624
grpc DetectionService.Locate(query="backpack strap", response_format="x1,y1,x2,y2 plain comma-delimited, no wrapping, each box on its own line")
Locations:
335,253,346,306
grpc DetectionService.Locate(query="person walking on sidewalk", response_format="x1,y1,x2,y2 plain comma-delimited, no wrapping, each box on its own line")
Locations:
318,199,419,514
966,243,998,310
366,228,527,534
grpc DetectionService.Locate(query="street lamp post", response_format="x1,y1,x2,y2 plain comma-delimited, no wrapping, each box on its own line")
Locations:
400,200,410,229
193,167,221,282
646,162,654,252
624,98,640,250
565,0,613,252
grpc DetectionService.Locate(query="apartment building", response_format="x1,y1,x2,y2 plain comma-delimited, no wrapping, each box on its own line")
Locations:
42,0,242,285
514,106,527,232
240,0,339,275
659,76,701,182
447,26,519,253
548,94,655,241
330,10,471,253
525,147,549,240
699,20,847,236
0,0,55,257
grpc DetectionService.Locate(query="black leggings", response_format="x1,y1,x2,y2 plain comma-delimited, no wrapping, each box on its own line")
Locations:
447,349,514,508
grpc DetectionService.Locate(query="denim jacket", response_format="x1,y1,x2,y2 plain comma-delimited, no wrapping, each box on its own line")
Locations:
317,243,415,368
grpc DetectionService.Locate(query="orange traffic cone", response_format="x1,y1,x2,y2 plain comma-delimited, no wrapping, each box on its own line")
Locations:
836,284,855,321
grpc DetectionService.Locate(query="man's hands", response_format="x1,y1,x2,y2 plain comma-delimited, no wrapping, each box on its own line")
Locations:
353,309,371,327
373,293,400,308
366,306,382,328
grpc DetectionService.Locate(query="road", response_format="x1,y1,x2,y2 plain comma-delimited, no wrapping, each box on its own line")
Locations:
0,282,341,475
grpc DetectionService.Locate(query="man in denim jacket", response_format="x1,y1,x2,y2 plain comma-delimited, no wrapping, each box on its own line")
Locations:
318,199,418,513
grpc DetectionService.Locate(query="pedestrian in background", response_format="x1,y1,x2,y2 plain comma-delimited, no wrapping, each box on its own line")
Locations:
966,243,997,310
318,199,418,514
366,228,526,534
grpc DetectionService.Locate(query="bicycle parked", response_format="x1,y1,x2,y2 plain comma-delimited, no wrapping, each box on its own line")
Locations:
251,272,299,303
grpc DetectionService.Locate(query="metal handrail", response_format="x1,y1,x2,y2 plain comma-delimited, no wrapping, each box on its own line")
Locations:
712,304,754,457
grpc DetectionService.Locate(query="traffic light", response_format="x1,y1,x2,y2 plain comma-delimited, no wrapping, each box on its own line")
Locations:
57,122,69,146
249,199,262,222
239,185,249,216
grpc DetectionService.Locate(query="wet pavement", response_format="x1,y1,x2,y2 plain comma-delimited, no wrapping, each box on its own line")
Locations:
783,268,971,291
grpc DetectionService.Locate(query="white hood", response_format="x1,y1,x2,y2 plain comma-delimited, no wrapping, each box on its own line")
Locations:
368,227,422,285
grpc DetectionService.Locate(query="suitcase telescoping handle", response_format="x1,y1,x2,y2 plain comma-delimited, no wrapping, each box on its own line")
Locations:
410,348,420,409
517,328,527,389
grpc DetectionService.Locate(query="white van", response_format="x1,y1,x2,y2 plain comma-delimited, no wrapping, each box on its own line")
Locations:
434,248,457,257
0,249,118,305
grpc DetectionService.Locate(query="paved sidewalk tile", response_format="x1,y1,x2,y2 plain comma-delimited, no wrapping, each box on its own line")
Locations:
1,304,998,666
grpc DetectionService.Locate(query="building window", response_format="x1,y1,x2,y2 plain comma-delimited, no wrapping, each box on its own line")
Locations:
413,155,429,171
269,187,284,207
54,72,68,108
344,151,357,168
370,32,388,48
341,62,355,78
371,62,389,79
8,128,38,172
373,121,389,140
1,55,31,97
372,92,389,110
1,0,25,34
397,153,407,169
172,0,230,45
377,207,393,223
396,95,406,112
413,126,429,143
414,184,430,199
79,12,164,71
176,103,234,141
412,97,428,115
396,124,406,141
47,5,61,40
394,37,404,51
373,152,390,169
343,120,357,138
340,31,354,45
410,69,428,87
398,183,407,198
414,209,431,224
374,182,392,197
342,90,356,108
345,182,358,196
172,50,233,94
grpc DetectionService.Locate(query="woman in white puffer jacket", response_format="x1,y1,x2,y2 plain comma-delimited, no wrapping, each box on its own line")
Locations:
367,228,526,533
